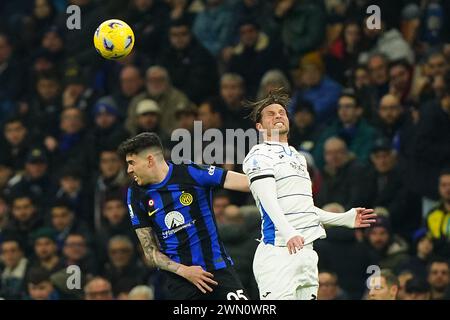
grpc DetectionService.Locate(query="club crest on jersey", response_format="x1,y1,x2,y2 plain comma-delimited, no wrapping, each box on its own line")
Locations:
208,165,216,176
164,211,185,229
148,199,154,207
179,192,193,206
250,158,260,172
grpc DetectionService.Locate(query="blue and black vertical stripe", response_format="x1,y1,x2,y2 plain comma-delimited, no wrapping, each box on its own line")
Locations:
130,163,233,271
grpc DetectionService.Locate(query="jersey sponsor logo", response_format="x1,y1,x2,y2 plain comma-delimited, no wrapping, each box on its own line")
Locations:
289,161,306,174
179,192,193,206
162,219,196,239
208,165,216,176
164,210,185,229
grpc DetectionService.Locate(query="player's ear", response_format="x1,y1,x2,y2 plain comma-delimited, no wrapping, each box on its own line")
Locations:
255,122,262,130
146,153,154,167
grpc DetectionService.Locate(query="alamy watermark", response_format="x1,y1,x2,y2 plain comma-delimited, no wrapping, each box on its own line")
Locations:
66,265,81,290
366,265,382,290
170,121,281,165
66,5,81,30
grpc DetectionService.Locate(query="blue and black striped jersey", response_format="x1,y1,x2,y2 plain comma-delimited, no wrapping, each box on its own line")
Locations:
127,162,233,271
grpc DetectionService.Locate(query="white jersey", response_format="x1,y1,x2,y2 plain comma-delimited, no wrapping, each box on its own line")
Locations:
243,141,353,246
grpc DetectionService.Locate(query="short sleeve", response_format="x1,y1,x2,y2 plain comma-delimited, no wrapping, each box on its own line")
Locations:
187,163,228,187
127,187,150,229
243,151,275,183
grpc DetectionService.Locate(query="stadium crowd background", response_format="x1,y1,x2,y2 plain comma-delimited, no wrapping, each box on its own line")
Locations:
0,0,449,300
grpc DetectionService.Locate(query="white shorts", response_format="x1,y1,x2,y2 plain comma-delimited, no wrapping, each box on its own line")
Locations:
253,242,319,300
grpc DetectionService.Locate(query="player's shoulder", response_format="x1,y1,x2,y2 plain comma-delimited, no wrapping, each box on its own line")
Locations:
127,182,144,202
244,143,275,162
183,161,218,174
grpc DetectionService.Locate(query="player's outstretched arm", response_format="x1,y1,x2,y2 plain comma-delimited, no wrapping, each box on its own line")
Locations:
223,171,250,192
314,206,376,228
135,227,218,293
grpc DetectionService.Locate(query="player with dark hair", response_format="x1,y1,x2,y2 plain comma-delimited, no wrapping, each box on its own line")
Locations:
118,132,250,300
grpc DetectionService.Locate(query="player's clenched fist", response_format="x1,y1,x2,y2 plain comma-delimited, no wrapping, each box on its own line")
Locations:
177,265,219,293
287,235,304,254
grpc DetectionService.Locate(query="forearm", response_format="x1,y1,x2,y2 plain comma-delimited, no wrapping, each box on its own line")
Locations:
314,207,356,228
223,171,250,192
135,228,182,274
251,177,298,241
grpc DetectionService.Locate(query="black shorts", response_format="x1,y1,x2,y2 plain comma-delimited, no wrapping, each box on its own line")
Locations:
163,266,250,300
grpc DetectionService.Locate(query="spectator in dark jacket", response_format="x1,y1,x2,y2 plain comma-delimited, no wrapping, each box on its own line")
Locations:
3,147,52,210
102,235,149,297
289,53,342,124
88,96,130,160
53,166,93,226
396,228,435,279
0,237,29,299
159,18,218,104
192,0,235,57
217,205,259,299
126,0,170,62
0,33,26,123
410,72,450,203
111,65,144,116
367,138,418,239
288,98,321,153
61,233,98,277
315,203,375,299
95,194,136,265
45,107,94,175
366,53,390,105
316,137,372,209
363,216,410,271
93,150,128,232
25,71,62,138
29,227,64,275
0,117,33,171
4,195,44,256
227,19,286,99
271,0,326,68
374,94,406,149
48,199,92,251
25,266,60,300
219,73,252,130
313,91,378,168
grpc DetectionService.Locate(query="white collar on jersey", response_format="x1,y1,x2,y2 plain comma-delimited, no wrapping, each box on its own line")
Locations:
263,140,289,147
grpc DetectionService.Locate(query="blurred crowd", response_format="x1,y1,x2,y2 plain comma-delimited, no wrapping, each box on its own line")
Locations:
0,0,449,300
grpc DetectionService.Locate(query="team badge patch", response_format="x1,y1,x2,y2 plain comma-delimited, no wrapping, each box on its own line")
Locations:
148,199,154,207
179,192,193,206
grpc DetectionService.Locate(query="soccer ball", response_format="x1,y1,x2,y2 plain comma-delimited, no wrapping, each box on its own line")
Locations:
93,19,134,60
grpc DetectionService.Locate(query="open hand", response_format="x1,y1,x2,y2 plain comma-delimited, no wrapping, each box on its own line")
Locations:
354,208,376,228
287,235,304,254
177,265,218,293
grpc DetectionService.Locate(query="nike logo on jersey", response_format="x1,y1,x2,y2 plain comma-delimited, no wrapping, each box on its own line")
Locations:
262,292,271,298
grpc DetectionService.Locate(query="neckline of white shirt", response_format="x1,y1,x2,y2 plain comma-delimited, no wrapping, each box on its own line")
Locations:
264,140,289,147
